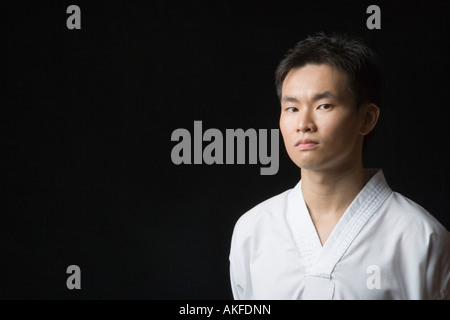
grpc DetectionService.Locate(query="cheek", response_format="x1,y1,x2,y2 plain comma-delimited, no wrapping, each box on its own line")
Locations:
279,116,288,138
279,116,295,143
319,115,359,145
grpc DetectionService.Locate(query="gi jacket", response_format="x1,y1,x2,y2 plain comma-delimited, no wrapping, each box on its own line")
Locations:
229,169,450,299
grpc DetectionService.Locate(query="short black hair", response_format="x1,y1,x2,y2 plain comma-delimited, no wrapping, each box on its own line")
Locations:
275,32,381,109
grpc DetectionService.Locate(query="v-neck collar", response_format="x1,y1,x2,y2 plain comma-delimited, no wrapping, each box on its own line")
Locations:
286,169,392,277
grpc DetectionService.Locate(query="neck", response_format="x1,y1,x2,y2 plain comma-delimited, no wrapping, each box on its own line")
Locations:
301,164,369,220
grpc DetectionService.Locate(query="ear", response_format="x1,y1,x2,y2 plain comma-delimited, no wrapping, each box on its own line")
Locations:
358,103,380,136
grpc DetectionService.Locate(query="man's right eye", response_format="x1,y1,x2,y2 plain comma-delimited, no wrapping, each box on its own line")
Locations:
285,107,298,113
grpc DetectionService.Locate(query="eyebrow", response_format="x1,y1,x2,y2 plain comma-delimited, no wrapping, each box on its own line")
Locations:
281,91,337,104
312,91,336,101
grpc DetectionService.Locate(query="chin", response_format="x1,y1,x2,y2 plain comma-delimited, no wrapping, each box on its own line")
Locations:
295,161,322,170
290,156,322,170
293,156,331,171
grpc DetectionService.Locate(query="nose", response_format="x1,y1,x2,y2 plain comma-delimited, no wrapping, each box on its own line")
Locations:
297,109,317,133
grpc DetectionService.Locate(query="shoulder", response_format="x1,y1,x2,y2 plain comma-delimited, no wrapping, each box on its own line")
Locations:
383,192,450,299
231,186,294,241
382,191,450,267
385,192,448,235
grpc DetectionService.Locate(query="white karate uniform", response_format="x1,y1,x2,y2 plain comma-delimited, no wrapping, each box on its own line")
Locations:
229,169,450,300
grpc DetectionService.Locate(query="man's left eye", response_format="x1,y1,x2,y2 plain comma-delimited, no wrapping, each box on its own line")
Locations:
318,104,332,110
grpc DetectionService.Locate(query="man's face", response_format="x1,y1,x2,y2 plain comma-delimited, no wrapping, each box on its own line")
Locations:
279,64,365,172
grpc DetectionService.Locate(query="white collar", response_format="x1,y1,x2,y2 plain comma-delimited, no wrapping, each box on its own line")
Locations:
286,168,392,277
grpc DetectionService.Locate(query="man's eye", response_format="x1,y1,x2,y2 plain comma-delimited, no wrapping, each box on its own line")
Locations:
285,107,298,112
318,104,332,110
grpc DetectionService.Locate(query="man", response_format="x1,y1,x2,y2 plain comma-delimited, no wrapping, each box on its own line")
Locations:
229,33,449,299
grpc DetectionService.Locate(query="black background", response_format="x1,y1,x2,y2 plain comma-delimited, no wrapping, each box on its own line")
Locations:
2,0,449,299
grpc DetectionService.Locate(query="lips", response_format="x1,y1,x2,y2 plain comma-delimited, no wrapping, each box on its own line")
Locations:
295,139,319,150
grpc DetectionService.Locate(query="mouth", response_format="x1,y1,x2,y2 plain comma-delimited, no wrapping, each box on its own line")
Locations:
295,139,319,150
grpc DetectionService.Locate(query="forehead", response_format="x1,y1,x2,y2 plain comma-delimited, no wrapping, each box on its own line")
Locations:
281,64,350,100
